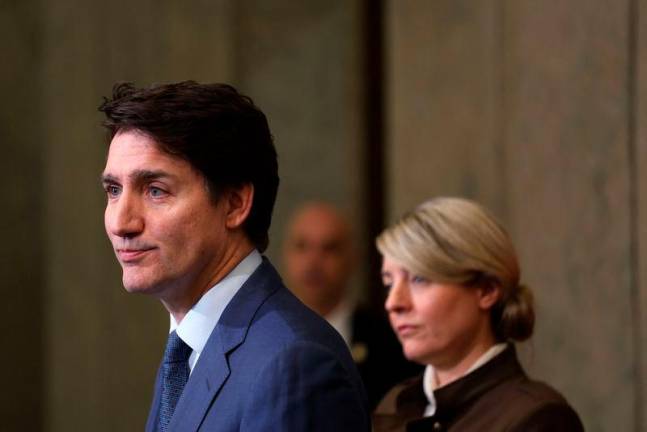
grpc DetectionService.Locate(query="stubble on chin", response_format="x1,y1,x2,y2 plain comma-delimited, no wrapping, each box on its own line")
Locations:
121,268,156,294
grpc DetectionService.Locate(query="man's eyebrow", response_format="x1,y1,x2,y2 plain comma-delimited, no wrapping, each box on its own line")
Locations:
129,169,176,183
100,173,119,185
100,170,175,185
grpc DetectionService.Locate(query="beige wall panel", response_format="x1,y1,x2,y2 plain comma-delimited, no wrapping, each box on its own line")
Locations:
234,1,366,289
503,2,632,432
0,2,43,430
41,1,234,430
386,0,506,223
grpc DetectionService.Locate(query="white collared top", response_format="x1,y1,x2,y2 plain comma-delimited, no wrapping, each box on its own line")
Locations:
422,343,508,417
324,298,354,346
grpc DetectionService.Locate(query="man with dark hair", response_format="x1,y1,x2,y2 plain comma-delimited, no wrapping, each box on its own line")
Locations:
99,81,370,432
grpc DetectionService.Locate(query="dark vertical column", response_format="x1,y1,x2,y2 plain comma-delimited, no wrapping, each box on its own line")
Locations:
0,2,43,430
363,0,386,310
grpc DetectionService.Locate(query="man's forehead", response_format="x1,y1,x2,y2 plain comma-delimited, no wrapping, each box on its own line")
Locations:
293,207,349,234
104,130,188,177
107,130,164,158
290,214,351,249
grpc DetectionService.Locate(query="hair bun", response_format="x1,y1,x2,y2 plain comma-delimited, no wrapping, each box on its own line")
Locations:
498,283,535,342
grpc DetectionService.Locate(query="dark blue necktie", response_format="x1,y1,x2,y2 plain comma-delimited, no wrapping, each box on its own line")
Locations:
158,331,192,432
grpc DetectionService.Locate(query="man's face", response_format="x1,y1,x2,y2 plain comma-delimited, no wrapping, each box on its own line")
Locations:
102,130,229,302
283,204,353,314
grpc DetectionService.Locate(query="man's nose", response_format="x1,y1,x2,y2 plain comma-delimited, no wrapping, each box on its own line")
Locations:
385,279,410,314
106,192,144,238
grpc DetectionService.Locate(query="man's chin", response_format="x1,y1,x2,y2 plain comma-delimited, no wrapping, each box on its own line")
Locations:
122,276,163,295
123,284,155,295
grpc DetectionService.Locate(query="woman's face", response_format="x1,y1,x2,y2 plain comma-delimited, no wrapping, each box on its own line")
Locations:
381,255,496,368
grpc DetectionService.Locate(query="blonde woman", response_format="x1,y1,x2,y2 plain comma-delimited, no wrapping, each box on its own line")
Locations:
373,197,583,431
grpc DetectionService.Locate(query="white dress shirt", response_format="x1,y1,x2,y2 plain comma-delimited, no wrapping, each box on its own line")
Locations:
422,343,508,417
324,299,354,346
169,250,262,373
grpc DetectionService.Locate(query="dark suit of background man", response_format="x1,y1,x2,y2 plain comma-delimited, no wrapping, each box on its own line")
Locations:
283,202,421,409
98,82,370,432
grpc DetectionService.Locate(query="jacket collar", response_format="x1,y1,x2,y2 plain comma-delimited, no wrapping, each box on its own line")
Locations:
402,346,524,430
166,258,283,431
432,345,523,420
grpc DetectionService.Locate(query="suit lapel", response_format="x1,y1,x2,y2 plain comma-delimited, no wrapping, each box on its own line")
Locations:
145,364,164,432
166,337,231,432
166,259,282,431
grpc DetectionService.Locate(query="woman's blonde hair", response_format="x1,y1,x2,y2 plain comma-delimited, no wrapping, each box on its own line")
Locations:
376,197,534,342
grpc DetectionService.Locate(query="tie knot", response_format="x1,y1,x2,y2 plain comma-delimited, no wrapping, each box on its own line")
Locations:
163,331,192,363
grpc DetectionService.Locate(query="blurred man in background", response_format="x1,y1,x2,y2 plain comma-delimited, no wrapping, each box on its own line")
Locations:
283,201,421,409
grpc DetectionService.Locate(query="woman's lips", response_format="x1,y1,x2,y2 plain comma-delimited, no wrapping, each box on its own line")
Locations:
117,248,155,263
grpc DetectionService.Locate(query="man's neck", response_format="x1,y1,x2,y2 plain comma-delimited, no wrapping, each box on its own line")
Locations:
311,291,346,318
162,239,255,324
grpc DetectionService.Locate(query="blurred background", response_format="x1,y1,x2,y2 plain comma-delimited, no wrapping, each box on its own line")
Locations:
1,0,645,431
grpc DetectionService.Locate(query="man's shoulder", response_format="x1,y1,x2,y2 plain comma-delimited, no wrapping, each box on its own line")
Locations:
218,257,351,357
249,282,348,350
214,266,363,391
194,261,370,430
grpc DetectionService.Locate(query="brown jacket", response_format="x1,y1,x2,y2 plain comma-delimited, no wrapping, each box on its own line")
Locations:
373,347,584,432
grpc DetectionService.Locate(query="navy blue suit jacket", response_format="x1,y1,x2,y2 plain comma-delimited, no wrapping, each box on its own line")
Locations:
145,259,370,431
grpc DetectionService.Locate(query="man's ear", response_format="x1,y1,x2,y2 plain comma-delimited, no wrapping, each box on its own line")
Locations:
477,281,501,311
224,183,254,229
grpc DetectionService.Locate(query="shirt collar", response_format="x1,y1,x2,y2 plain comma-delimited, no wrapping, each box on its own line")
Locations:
324,298,354,346
170,250,262,356
422,343,508,417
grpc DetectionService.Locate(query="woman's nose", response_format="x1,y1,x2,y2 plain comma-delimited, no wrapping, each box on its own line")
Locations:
385,279,410,313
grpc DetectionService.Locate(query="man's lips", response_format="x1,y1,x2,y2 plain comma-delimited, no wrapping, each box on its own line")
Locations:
116,247,156,263
394,323,420,338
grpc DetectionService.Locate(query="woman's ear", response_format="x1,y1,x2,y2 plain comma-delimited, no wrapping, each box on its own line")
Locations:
225,183,254,229
477,281,501,310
